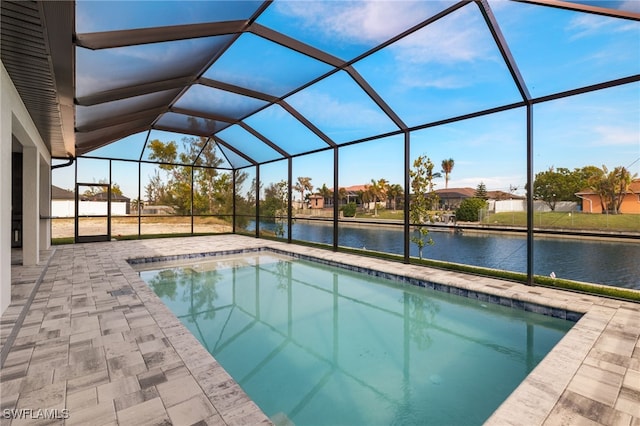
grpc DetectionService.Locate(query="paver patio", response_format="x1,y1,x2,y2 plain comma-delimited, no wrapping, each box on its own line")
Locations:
1,235,638,425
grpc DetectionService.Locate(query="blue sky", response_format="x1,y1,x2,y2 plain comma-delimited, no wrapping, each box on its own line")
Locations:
59,1,640,201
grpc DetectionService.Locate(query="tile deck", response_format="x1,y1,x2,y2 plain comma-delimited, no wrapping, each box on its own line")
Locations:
1,235,639,425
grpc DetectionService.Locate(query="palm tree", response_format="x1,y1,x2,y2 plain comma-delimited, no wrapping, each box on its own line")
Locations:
387,183,403,212
369,178,388,216
589,165,637,214
338,187,348,205
318,183,333,206
441,158,455,189
293,177,313,210
358,188,372,212
131,198,144,213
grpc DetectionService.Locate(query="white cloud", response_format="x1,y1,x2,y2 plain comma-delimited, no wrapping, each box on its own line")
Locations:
591,125,640,146
275,1,450,45
290,90,390,129
274,1,492,67
392,6,492,66
567,11,639,40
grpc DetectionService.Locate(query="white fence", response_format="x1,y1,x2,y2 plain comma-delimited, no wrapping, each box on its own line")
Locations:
490,200,578,213
52,200,128,217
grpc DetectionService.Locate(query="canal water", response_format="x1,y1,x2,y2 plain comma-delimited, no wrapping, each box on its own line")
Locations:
254,221,640,289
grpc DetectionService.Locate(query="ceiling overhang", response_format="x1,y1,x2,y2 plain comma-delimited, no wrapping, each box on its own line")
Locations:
0,0,75,158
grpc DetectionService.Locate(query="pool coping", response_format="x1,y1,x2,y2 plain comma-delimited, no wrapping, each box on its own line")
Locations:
128,246,585,323
3,235,639,425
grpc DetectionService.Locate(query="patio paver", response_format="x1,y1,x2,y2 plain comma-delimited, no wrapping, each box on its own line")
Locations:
1,235,639,425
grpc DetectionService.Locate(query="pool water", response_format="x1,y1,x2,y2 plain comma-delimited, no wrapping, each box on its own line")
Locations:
136,252,573,426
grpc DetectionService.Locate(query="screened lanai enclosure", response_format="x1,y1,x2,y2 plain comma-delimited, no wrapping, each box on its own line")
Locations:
6,0,638,288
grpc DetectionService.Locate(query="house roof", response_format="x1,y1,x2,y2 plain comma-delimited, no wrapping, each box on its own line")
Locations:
329,185,369,193
434,187,524,200
435,188,476,198
51,185,75,200
86,191,131,202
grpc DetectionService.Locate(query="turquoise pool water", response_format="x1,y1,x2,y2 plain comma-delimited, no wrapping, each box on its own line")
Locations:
136,252,574,426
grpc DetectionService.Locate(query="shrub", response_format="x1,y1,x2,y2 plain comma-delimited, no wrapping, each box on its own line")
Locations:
456,197,487,222
341,202,357,217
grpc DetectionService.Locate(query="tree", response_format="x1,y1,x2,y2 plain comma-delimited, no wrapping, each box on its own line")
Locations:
293,177,313,210
369,178,388,216
318,183,333,206
147,139,177,169
145,170,165,205
456,198,488,222
338,187,348,206
262,180,289,237
574,165,603,190
409,155,439,259
441,158,455,189
532,167,575,211
341,202,357,217
475,182,488,200
111,183,123,196
608,167,636,214
131,198,144,213
144,136,238,217
358,188,372,212
589,165,637,214
81,179,121,198
387,183,403,212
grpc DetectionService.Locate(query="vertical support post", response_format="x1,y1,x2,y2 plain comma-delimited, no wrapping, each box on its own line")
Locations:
190,166,194,235
526,105,534,285
232,170,236,233
74,159,78,242
39,157,51,250
333,147,339,251
404,131,411,264
287,157,292,243
1,94,12,313
108,160,112,239
137,161,141,239
22,147,39,265
255,165,260,238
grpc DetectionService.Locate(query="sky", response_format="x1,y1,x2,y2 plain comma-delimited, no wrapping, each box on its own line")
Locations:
57,0,640,201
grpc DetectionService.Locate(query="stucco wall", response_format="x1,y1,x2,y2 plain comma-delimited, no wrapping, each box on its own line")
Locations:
1,62,52,315
581,194,640,214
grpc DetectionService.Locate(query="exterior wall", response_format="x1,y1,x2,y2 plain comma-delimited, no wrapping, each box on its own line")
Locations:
580,194,640,214
580,195,602,214
1,64,12,314
309,196,324,209
1,62,52,314
619,193,640,214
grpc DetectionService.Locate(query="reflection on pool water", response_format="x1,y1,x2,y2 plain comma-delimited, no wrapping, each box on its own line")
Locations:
136,252,574,426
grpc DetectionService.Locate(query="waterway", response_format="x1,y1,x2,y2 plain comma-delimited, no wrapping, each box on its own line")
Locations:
252,221,640,289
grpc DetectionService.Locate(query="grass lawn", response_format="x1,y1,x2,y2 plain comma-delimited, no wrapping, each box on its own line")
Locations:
350,209,640,233
484,211,640,232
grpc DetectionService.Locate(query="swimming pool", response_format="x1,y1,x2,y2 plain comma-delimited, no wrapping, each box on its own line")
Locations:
135,251,574,426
